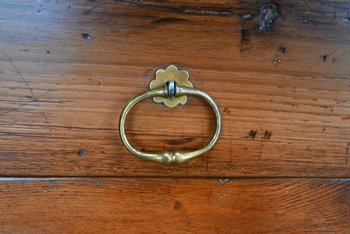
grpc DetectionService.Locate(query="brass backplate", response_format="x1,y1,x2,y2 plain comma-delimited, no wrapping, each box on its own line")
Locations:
149,65,193,108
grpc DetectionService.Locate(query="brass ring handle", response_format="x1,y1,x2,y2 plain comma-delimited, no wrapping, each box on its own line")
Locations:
119,82,222,164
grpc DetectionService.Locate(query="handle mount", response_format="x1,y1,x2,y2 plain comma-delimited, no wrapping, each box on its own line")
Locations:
119,65,222,164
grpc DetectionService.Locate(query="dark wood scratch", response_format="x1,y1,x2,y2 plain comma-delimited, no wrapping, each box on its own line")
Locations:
0,90,52,118
327,47,340,58
0,102,29,118
0,49,35,100
41,111,52,133
0,49,53,133
152,17,189,25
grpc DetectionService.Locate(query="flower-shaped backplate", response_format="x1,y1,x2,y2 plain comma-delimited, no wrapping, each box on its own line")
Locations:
149,65,193,108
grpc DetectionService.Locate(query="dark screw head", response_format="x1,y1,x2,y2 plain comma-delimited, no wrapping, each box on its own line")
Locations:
82,33,92,40
78,150,87,157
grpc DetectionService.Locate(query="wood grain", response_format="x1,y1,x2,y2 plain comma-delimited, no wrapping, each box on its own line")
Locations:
0,178,349,233
1,1,350,231
1,0,350,176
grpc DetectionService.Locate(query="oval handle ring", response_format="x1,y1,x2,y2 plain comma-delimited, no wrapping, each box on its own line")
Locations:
119,81,222,164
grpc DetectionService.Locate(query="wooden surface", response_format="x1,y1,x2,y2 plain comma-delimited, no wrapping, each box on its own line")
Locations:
1,178,350,233
1,0,350,177
1,0,350,233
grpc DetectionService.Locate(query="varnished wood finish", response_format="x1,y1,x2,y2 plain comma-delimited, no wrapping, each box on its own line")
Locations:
1,0,350,176
1,178,349,233
1,1,350,232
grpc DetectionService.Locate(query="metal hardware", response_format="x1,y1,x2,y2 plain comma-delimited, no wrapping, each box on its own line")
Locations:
149,64,193,108
166,80,176,98
119,65,222,164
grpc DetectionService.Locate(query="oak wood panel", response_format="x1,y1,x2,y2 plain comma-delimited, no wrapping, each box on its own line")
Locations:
0,178,349,233
1,0,350,176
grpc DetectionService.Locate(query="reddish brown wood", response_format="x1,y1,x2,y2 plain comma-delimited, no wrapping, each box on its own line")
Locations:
0,1,350,177
0,178,349,233
1,1,350,232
